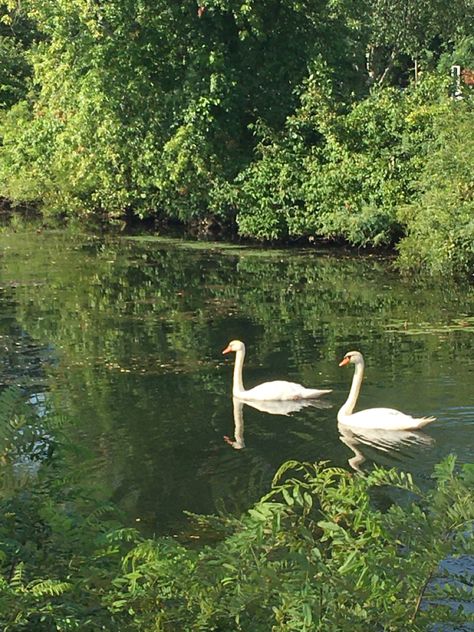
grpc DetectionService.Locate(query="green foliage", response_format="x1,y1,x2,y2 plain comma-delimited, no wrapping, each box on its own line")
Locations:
397,103,474,276
366,0,474,85
111,458,474,631
0,387,136,630
438,36,474,74
0,0,367,225
0,34,29,109
0,0,473,275
0,2,34,109
232,74,453,248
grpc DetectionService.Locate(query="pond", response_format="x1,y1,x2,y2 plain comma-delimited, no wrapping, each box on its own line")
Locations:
0,230,473,536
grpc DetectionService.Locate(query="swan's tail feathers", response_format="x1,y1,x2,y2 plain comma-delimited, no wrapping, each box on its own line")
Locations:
417,416,436,428
307,388,332,399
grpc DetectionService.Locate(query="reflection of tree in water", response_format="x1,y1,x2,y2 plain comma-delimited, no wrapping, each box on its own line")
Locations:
199,439,275,519
2,232,473,380
0,288,50,392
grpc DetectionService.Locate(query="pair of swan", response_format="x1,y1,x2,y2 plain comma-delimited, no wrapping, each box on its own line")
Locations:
223,341,436,431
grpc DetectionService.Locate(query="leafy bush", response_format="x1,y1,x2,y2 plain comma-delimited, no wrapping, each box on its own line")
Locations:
232,74,452,248
0,35,29,109
114,459,474,631
397,104,474,276
0,3,34,110
0,388,133,630
0,0,368,226
0,1,473,277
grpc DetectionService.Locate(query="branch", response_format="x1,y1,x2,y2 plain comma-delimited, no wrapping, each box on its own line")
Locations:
377,49,397,87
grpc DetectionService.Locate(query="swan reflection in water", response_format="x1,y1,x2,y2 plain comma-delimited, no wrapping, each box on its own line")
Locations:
224,397,332,450
338,424,435,472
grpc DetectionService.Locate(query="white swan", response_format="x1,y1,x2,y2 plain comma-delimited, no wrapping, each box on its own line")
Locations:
338,351,436,430
222,340,332,401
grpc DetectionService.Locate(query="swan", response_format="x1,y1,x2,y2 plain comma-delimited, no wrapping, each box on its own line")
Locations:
222,340,332,401
338,350,436,430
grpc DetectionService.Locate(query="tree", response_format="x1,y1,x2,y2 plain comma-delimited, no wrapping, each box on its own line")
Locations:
366,0,474,86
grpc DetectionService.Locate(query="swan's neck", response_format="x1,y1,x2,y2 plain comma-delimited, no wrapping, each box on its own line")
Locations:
232,348,246,397
338,360,364,420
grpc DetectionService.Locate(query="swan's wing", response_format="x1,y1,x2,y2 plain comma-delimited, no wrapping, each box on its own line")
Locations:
340,408,436,430
243,380,332,402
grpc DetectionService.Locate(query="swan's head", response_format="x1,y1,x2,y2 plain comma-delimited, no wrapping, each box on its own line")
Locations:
339,350,364,367
222,340,245,355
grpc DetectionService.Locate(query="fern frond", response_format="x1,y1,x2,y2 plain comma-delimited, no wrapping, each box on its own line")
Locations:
123,540,159,564
105,527,141,544
85,503,117,525
10,562,25,589
28,579,72,597
0,387,25,422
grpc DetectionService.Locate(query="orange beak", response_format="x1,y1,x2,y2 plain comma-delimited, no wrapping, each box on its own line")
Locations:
222,345,232,355
339,357,350,367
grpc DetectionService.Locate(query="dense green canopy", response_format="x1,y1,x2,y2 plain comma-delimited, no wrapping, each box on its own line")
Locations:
0,0,473,275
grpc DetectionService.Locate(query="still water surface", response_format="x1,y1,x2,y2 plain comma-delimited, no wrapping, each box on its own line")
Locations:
0,231,473,535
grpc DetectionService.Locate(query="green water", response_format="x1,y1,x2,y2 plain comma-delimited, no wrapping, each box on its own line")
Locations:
0,231,473,535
